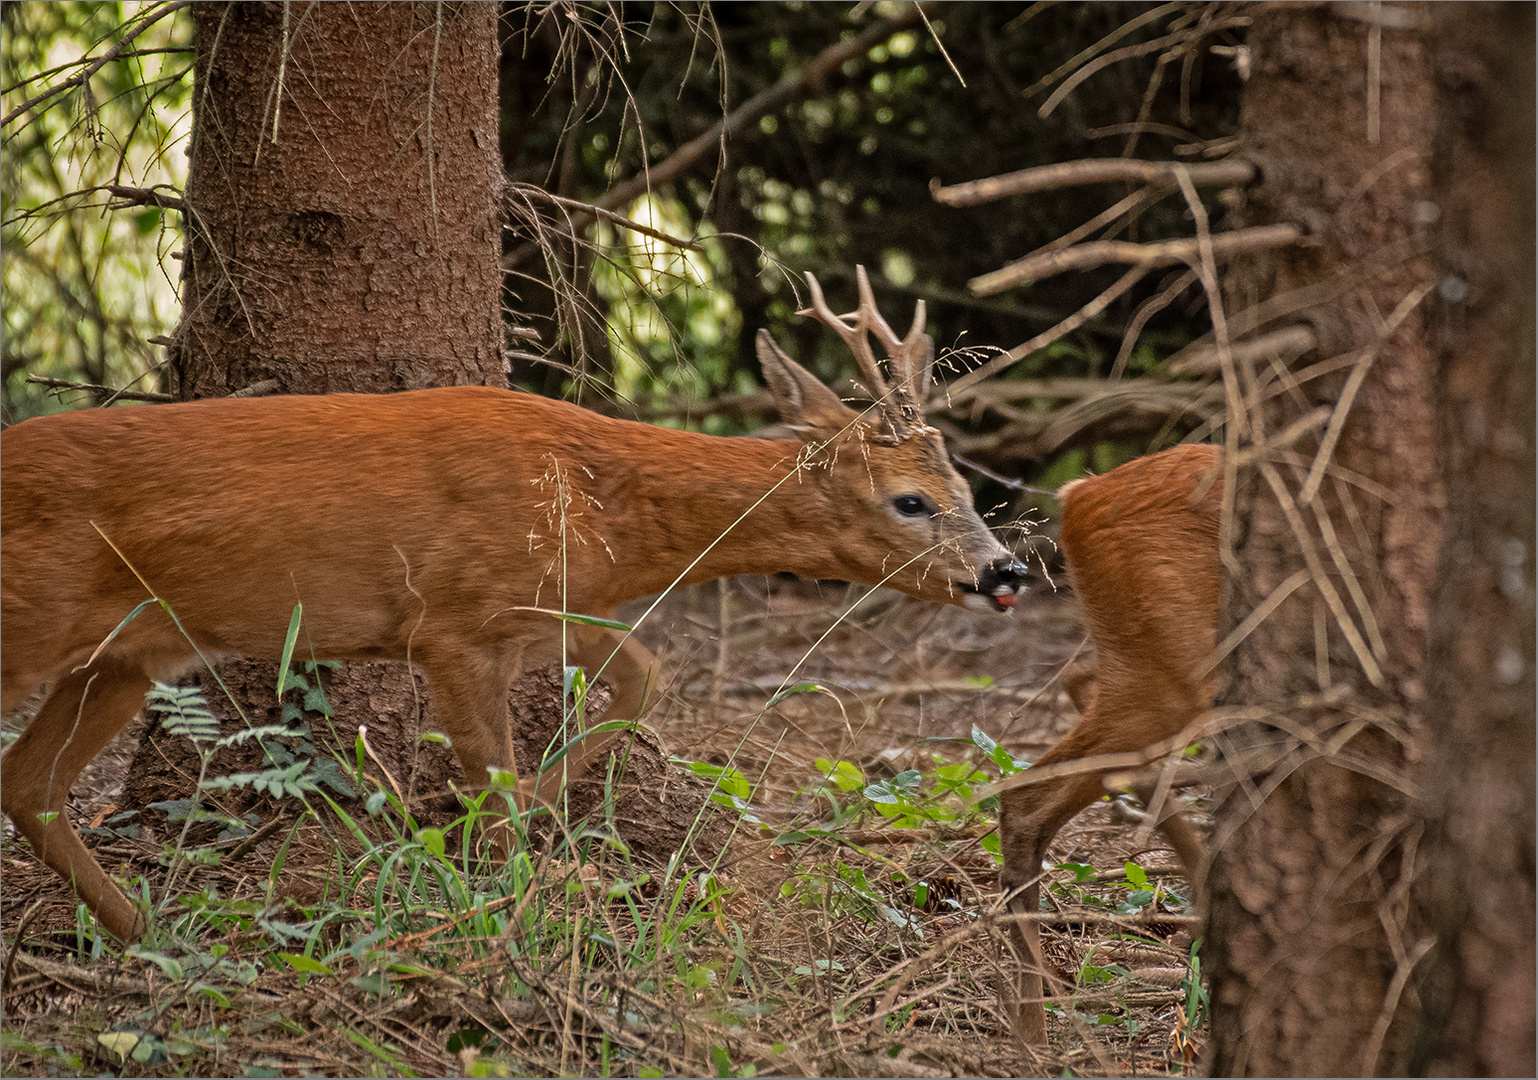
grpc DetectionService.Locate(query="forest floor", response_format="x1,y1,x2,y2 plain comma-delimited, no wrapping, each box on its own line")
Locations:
1,577,1208,1078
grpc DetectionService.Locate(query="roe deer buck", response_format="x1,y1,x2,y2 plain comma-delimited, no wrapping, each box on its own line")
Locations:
1,268,1027,943
999,442,1221,1045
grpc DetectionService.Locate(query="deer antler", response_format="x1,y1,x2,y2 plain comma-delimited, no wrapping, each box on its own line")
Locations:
800,266,932,441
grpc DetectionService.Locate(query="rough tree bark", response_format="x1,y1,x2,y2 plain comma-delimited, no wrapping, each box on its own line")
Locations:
1410,4,1536,1075
134,2,506,842
173,1,503,396
1204,6,1442,1074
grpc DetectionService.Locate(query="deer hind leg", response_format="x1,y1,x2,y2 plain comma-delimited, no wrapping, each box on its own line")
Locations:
999,673,1208,1043
1,658,153,941
417,650,525,849
1064,658,1206,877
527,628,660,805
999,767,1110,1044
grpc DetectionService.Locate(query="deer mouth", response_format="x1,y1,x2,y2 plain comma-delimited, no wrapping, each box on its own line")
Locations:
960,557,1028,612
959,580,1022,613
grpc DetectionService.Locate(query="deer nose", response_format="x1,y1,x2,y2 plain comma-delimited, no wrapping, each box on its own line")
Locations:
978,556,1030,597
986,556,1029,588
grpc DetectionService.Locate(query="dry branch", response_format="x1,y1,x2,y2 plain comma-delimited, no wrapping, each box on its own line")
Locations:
969,222,1302,296
25,374,173,404
1165,323,1316,377
932,157,1256,207
0,1,192,129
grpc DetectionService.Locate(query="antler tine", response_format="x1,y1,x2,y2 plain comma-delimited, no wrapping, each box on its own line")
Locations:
896,294,932,408
853,266,933,421
801,270,898,420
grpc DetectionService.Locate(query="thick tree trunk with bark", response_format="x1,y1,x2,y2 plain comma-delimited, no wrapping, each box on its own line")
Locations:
174,1,504,396
1410,5,1536,1075
1204,6,1441,1074
137,3,508,848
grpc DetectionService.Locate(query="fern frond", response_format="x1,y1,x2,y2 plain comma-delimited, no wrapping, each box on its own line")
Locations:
147,682,221,742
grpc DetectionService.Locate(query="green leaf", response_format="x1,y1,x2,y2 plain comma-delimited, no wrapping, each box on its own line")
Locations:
815,758,866,792
417,828,446,857
275,605,303,699
351,972,389,995
191,981,231,1008
302,682,332,717
766,681,825,707
276,952,332,975
97,1031,139,1062
125,945,184,980
1124,861,1148,888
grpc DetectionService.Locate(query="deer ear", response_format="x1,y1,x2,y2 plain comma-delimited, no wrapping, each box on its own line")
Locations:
756,329,859,436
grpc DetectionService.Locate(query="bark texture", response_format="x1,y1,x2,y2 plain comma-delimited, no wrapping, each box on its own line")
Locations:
1204,6,1441,1074
174,1,504,396
1411,5,1536,1075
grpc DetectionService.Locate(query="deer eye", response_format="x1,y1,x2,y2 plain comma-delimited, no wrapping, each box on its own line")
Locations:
893,495,931,517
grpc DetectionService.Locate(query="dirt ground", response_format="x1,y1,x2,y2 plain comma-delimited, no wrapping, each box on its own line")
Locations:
1,575,1208,1076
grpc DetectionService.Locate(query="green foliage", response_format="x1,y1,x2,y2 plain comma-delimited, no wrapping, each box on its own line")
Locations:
1182,937,1209,1030
1,0,192,421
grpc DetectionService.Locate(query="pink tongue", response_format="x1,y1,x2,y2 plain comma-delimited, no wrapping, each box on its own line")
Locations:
995,593,1019,608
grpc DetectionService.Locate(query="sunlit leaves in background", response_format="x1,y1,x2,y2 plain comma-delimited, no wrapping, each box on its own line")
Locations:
1,0,191,421
590,194,747,423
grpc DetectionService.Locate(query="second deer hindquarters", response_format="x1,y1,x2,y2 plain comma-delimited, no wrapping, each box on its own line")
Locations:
999,442,1223,1045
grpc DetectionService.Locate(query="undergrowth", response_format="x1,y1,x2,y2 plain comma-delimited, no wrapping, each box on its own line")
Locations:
2,598,1207,1078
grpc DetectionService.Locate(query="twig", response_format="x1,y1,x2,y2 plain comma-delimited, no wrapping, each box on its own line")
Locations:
969,223,1301,295
104,184,188,213
951,266,1147,389
0,1,193,129
1165,324,1316,377
933,157,1256,207
1020,2,1187,102
507,186,703,251
1297,280,1433,505
993,910,1203,928
8,950,155,996
25,374,173,403
227,378,280,398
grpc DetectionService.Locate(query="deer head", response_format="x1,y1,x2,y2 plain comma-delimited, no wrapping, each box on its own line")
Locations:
752,267,1025,612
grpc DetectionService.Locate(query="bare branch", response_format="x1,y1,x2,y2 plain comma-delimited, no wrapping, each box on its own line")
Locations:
1165,324,1318,377
969,222,1302,296
105,184,188,213
933,157,1256,207
506,186,703,251
504,1,945,269
1,1,192,130
26,375,173,404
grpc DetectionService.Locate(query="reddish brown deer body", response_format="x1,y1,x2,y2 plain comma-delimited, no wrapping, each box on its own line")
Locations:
1000,442,1222,1044
1,269,1026,942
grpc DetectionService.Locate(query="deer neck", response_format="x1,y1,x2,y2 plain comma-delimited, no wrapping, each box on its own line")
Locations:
601,433,845,595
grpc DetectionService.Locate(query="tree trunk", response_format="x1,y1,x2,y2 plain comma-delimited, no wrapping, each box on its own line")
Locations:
1410,5,1536,1075
174,0,503,397
1204,6,1441,1074
141,2,506,842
